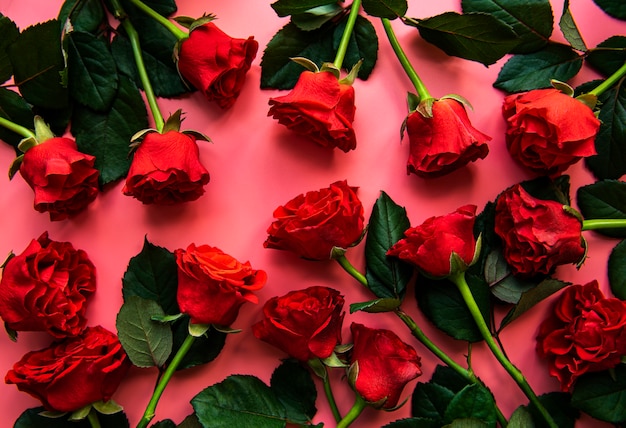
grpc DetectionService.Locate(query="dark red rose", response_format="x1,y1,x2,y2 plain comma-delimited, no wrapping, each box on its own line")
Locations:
406,98,490,177
264,180,364,260
177,22,258,109
502,88,600,175
175,243,266,326
387,205,478,278
18,137,99,221
5,326,130,412
494,184,585,277
536,281,626,391
122,130,210,205
0,232,96,338
268,71,357,152
252,286,344,362
349,323,422,409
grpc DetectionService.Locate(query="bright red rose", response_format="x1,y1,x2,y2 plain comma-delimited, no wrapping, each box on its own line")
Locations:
175,243,266,326
122,130,210,205
536,281,626,391
268,71,357,152
177,22,258,109
252,286,344,362
5,326,130,412
387,205,478,278
494,184,585,277
502,88,599,175
18,137,99,221
349,323,422,409
0,232,96,338
264,180,364,260
406,98,490,177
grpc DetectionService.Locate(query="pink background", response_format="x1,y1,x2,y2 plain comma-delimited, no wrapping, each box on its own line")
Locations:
0,0,623,426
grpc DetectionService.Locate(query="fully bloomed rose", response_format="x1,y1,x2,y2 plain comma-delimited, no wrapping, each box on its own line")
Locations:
536,281,626,391
5,326,130,412
122,131,210,205
349,323,422,409
0,232,96,338
252,286,344,362
177,22,258,109
268,71,357,152
387,205,478,278
502,88,600,175
494,184,585,277
175,243,266,326
406,98,490,177
19,137,99,221
264,180,364,260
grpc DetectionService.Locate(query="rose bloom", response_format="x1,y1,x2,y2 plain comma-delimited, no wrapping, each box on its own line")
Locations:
5,325,130,412
494,184,585,277
0,232,96,338
177,22,258,109
349,323,422,409
175,243,266,326
122,130,210,205
252,286,344,362
537,281,626,391
502,88,600,175
387,205,478,278
19,137,99,221
264,180,364,260
406,98,490,178
268,71,357,152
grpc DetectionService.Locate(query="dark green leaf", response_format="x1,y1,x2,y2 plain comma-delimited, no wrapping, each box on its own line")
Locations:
559,1,587,52
507,406,535,428
444,384,497,427
291,4,344,31
577,180,626,237
608,240,626,299
430,365,472,394
520,174,571,205
593,0,626,20
411,381,456,421
571,365,626,423
32,105,72,137
0,14,19,83
484,249,536,304
120,0,177,16
271,0,339,17
446,420,489,428
270,360,317,424
170,317,227,370
494,43,583,93
382,418,441,428
0,87,34,150
58,0,106,34
152,421,176,428
350,297,402,313
362,0,407,19
178,413,202,428
587,36,626,77
15,407,129,428
333,15,378,80
499,278,569,328
527,392,578,428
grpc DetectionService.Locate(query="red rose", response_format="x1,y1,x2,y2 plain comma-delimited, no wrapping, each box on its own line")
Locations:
177,22,258,109
536,281,626,391
387,205,478,278
349,323,422,409
175,243,266,326
0,232,96,338
252,286,344,362
18,137,99,221
502,88,600,175
268,71,357,152
406,98,490,177
494,184,585,277
5,325,130,412
264,180,365,260
122,130,210,205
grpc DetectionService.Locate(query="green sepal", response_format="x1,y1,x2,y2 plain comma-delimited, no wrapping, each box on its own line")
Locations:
151,313,184,323
92,400,124,415
8,154,24,180
68,405,91,421
38,410,67,418
172,16,195,29
575,93,598,110
162,109,183,133
4,321,17,342
320,62,341,79
347,360,359,386
321,351,348,368
33,116,55,143
551,79,575,96
17,137,38,153
307,358,327,379
187,14,217,34
407,91,420,112
290,57,320,72
182,130,212,143
334,343,353,354
188,322,211,337
1,251,14,268
416,97,436,119
130,128,158,145
339,59,363,85
213,325,242,334
440,93,473,110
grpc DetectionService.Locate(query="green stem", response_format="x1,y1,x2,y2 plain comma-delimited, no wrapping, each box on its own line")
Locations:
136,334,196,428
450,272,557,428
125,0,187,40
333,0,362,69
322,367,342,422
0,116,35,140
381,18,431,100
87,408,102,428
336,395,366,428
335,254,367,286
582,219,626,231
587,61,626,97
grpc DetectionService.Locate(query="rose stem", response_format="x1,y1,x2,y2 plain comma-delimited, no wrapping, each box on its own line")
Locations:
582,219,626,231
125,0,187,41
87,408,102,428
322,365,342,422
587,61,626,97
336,395,366,428
449,272,558,428
333,0,362,70
381,18,432,101
136,334,196,428
0,116,36,140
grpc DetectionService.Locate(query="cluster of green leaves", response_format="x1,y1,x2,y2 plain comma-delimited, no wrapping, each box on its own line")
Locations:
14,407,130,428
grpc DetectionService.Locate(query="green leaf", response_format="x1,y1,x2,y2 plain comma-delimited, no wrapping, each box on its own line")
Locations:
270,360,317,424
407,12,519,66
494,43,583,92
350,297,402,313
521,174,571,205
527,392,578,428
593,0,626,20
461,0,553,54
0,87,34,150
608,240,626,299
58,0,106,34
559,1,587,52
15,407,129,428
484,249,536,304
362,0,407,19
119,0,177,16
333,15,378,80
271,0,338,17
444,384,497,427
0,14,19,83
571,365,626,424
507,406,535,428
587,36,626,77
430,365,472,394
291,4,345,31
152,421,176,428
170,316,227,370
177,414,202,428
383,418,441,428
116,295,173,368
411,382,456,421
577,180,626,238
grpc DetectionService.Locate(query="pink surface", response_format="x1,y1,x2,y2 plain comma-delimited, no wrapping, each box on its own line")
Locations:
0,0,623,426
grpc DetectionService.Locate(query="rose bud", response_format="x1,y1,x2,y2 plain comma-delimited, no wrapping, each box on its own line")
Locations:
502,88,600,175
536,281,626,391
0,232,96,338
494,184,586,277
5,325,130,413
268,70,357,152
177,22,258,109
175,243,266,326
349,323,422,409
252,286,344,362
